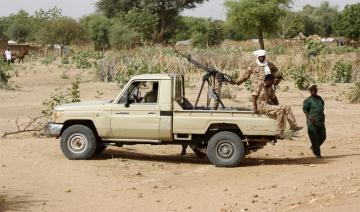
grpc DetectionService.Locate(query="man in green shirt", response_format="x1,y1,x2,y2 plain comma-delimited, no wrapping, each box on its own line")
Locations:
303,85,326,158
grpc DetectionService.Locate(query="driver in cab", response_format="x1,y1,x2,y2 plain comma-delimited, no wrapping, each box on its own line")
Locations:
143,82,158,103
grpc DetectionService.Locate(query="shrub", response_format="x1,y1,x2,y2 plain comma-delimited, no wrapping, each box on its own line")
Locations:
304,41,325,58
0,60,12,89
41,55,55,65
41,81,80,118
288,64,313,90
346,82,360,104
72,50,104,69
331,60,352,83
109,24,140,50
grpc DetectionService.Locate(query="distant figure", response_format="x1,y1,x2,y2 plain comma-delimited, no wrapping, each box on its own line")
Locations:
4,47,12,64
303,85,326,158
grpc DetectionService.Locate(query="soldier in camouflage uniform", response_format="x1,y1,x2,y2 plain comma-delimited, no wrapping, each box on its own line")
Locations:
268,72,284,105
237,50,278,93
253,74,303,138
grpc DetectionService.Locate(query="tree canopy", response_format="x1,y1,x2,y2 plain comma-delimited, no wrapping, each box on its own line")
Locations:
225,0,291,49
96,0,208,42
38,17,83,55
335,3,360,40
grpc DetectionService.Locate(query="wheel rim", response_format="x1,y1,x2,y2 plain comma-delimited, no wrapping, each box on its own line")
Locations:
216,140,234,159
68,133,88,154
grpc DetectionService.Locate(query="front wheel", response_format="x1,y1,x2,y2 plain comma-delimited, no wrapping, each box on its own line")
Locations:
207,131,245,167
60,125,97,160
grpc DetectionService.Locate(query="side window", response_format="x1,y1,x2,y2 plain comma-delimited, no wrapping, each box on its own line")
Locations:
118,81,159,104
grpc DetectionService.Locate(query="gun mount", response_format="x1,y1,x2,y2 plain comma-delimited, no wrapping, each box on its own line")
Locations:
174,49,233,110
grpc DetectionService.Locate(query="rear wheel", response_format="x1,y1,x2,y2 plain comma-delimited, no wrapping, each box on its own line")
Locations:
60,125,97,160
207,131,245,167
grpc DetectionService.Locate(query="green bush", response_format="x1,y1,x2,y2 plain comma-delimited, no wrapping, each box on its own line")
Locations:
269,45,287,55
288,64,313,90
346,82,360,103
304,41,325,58
42,81,80,117
0,60,12,89
109,24,140,50
41,55,55,65
331,60,352,83
72,50,104,69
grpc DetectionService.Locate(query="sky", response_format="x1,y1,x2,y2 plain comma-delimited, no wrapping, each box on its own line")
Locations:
0,0,359,20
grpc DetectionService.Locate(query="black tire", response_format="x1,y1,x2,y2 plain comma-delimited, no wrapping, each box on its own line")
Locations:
206,131,245,167
95,144,107,154
60,125,97,160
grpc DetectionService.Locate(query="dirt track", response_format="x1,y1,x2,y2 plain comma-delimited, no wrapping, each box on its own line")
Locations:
1,62,360,211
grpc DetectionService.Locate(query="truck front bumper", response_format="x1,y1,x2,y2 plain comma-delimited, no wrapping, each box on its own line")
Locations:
45,123,63,138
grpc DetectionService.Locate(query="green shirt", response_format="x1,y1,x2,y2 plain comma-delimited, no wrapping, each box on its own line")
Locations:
303,95,325,127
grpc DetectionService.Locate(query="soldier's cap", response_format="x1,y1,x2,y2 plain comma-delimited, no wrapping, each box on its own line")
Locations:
309,85,317,91
264,74,274,81
273,72,284,80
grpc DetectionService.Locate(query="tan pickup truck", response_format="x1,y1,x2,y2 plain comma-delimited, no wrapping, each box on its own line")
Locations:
46,73,277,167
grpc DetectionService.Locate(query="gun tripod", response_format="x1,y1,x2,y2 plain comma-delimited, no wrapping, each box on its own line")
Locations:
194,71,225,110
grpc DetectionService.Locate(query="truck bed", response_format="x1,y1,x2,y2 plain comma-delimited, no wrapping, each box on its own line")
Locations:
173,108,276,136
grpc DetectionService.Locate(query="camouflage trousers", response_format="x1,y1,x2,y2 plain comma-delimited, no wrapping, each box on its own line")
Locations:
259,104,298,135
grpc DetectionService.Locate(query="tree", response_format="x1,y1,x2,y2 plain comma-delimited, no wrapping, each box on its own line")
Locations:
225,0,291,49
38,17,84,56
299,2,338,37
81,15,111,50
116,8,159,41
278,10,304,39
189,18,225,47
0,17,10,39
96,0,142,18
109,23,140,50
5,10,33,42
96,0,208,43
335,3,360,40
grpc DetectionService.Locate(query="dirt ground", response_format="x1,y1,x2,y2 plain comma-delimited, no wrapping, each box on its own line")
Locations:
1,61,360,212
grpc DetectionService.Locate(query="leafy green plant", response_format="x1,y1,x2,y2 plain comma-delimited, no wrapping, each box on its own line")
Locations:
304,41,325,58
41,81,80,118
72,50,104,69
0,60,12,89
41,55,55,65
269,45,287,55
331,60,352,83
61,56,70,64
346,82,360,103
288,64,313,90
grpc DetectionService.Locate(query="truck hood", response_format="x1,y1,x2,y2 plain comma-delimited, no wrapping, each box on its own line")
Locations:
55,100,112,111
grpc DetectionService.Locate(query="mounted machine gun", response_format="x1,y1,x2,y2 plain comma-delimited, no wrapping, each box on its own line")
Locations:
174,49,233,110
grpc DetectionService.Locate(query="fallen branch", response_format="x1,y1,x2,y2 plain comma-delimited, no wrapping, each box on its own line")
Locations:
1,116,45,138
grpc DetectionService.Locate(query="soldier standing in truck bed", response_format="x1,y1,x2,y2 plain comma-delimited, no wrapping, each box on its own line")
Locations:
236,49,278,92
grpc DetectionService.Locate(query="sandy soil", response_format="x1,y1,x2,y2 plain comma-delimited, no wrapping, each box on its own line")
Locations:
1,60,360,212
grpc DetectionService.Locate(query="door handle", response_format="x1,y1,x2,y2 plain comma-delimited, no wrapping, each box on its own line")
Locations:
115,112,129,115
148,112,156,115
